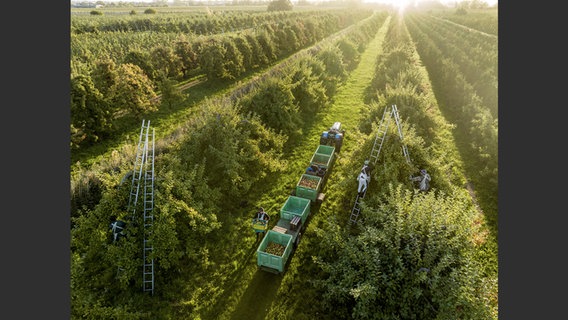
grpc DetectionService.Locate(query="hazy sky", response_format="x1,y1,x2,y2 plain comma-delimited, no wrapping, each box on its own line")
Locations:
91,0,498,4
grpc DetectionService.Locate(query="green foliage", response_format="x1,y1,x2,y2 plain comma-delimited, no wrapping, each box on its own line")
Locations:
232,35,254,71
274,24,300,54
70,74,114,148
289,57,329,115
456,7,468,15
244,32,269,68
129,10,136,16
151,45,184,80
123,50,154,81
153,168,220,268
174,39,198,78
90,58,118,97
337,38,360,70
316,45,347,81
237,76,301,137
267,0,293,12
198,38,229,80
222,37,245,79
315,45,347,97
144,8,156,14
312,185,494,319
369,44,416,95
90,10,103,16
256,30,278,63
158,76,187,110
404,11,498,234
107,63,158,118
179,99,286,199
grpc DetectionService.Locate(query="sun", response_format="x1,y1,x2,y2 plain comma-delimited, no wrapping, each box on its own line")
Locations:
363,0,416,12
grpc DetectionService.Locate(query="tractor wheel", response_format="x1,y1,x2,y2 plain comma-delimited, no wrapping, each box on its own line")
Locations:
319,136,326,145
335,139,342,153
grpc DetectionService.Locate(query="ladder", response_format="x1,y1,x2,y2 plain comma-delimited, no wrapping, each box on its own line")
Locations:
392,105,411,164
369,105,411,165
142,127,155,295
126,120,156,295
349,105,411,225
348,189,367,224
369,105,392,165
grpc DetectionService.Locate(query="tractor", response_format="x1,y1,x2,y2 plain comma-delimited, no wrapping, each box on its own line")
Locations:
320,122,345,153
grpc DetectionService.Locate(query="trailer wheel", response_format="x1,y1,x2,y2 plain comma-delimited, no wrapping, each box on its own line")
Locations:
295,232,302,247
335,139,342,153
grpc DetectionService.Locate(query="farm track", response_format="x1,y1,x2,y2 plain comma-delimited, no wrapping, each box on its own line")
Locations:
220,16,391,320
150,77,205,104
431,15,497,39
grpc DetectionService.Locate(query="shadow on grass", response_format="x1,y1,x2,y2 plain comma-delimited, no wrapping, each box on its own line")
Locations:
229,265,284,320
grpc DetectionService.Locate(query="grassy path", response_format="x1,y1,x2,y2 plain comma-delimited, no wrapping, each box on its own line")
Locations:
312,15,390,221
217,15,392,320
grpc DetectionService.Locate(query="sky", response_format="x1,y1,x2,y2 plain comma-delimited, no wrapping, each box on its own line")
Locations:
82,0,499,9
89,0,498,4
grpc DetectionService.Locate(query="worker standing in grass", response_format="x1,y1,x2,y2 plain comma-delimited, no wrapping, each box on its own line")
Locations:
253,207,270,241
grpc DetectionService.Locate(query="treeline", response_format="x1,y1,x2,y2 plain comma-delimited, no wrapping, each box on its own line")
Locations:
267,12,497,319
71,12,384,319
430,7,498,36
71,9,338,35
405,12,498,234
70,9,374,149
408,12,497,118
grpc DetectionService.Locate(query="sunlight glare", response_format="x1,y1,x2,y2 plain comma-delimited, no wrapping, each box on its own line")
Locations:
365,0,415,13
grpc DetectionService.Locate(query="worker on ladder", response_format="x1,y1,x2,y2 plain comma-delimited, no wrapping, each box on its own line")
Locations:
357,160,372,197
410,169,431,192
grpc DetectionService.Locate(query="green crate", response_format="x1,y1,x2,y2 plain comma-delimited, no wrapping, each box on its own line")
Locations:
296,174,321,201
310,153,331,168
309,145,335,168
257,230,293,273
280,196,311,224
315,144,335,156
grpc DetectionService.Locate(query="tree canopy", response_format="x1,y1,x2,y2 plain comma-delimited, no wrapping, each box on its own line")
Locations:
311,185,494,319
267,0,293,12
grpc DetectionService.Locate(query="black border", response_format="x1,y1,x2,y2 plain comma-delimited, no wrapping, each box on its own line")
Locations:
4,1,71,318
499,1,564,319
7,0,562,318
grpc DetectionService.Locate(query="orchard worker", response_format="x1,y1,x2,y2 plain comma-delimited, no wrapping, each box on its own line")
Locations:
410,169,431,192
357,160,371,197
110,220,126,242
253,207,270,240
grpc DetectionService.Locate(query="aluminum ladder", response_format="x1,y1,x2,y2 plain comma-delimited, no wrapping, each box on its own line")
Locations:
369,104,411,166
127,120,150,221
369,105,392,165
348,188,367,224
391,104,411,165
349,105,411,224
142,126,155,295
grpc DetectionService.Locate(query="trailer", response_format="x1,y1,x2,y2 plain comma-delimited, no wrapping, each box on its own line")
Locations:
256,141,338,274
298,144,335,203
257,196,311,273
